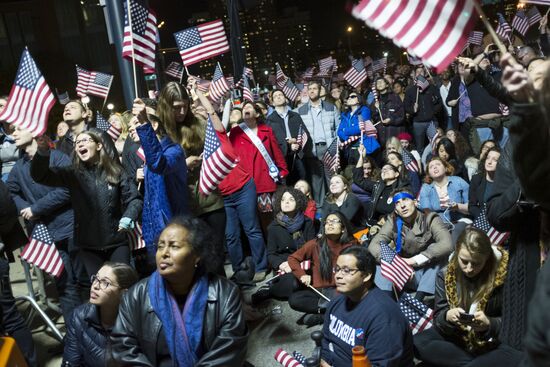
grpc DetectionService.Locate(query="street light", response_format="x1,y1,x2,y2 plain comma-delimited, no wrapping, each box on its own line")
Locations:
346,26,353,54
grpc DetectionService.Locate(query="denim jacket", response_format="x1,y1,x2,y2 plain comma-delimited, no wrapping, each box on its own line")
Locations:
419,176,469,223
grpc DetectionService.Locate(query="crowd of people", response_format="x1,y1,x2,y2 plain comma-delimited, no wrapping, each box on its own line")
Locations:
0,15,550,367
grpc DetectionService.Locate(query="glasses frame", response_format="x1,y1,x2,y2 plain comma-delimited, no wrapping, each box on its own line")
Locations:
333,266,361,276
90,274,119,290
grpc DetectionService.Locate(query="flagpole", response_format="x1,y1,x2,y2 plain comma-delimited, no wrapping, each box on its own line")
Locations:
472,1,508,56
307,285,331,302
126,0,138,98
540,8,550,30
392,284,399,301
101,76,114,113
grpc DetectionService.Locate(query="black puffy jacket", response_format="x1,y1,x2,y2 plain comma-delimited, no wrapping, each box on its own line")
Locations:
31,152,142,250
111,274,249,366
63,303,116,367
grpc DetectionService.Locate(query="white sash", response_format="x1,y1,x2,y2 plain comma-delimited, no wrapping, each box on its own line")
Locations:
239,122,280,182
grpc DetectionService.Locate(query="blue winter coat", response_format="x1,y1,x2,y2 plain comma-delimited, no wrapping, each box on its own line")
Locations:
7,150,74,241
337,105,380,154
136,123,189,249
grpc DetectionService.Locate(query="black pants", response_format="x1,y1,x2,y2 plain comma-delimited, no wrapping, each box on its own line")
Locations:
414,327,523,367
80,245,130,279
288,287,335,314
270,273,299,300
0,258,37,367
199,208,227,276
54,237,82,320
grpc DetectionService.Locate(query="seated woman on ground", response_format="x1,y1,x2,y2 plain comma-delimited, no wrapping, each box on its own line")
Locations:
251,187,317,305
468,147,501,221
414,227,522,367
386,150,421,195
351,152,380,207
436,137,469,182
294,179,317,221
287,211,357,327
111,217,248,366
321,174,365,230
63,262,138,367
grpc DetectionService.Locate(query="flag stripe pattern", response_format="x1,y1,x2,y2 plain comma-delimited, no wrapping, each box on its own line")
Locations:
127,223,146,250
399,292,434,335
496,13,512,39
241,74,253,102
275,64,300,102
380,242,414,291
199,117,238,195
468,31,483,46
122,0,158,70
372,57,387,73
322,138,340,173
76,66,113,99
0,48,55,137
20,224,64,278
209,64,230,101
402,149,420,173
274,348,304,367
296,125,308,150
136,146,146,162
344,59,367,88
352,0,479,72
174,19,229,67
473,204,510,246
95,112,121,141
512,11,530,36
527,7,542,26
165,61,183,79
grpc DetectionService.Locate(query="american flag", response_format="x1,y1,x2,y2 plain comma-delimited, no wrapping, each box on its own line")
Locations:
20,224,64,278
322,138,340,173
174,19,229,67
527,6,542,26
235,67,254,88
366,64,374,79
292,351,306,365
275,64,300,101
315,67,332,78
302,67,314,80
197,78,211,94
95,111,121,141
340,135,360,147
407,54,423,66
371,83,379,103
399,292,434,335
360,118,378,138
415,76,430,92
0,48,55,137
402,149,420,173
56,90,70,105
371,57,387,73
318,56,336,70
164,61,183,79
473,204,511,246
122,0,158,71
364,55,373,66
209,64,230,102
296,124,308,150
380,242,414,291
226,76,235,87
352,0,478,72
136,146,146,162
496,13,512,39
241,74,253,102
274,348,304,367
199,117,238,195
426,121,440,152
76,65,113,99
468,31,484,46
127,222,146,250
276,63,287,85
344,59,367,88
277,260,311,275
512,11,531,36
520,0,550,4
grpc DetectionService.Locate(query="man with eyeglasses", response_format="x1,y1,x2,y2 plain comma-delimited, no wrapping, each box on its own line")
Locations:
321,246,413,367
368,189,452,303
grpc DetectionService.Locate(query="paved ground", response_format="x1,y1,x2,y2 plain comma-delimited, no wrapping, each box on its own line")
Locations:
8,253,321,367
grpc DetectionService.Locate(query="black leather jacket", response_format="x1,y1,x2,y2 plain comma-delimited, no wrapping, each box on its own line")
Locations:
111,274,248,366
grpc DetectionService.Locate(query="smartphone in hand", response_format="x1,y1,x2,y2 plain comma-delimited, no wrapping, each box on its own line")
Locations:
458,312,475,324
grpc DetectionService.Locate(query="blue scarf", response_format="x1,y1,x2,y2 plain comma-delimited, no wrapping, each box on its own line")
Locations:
148,270,209,366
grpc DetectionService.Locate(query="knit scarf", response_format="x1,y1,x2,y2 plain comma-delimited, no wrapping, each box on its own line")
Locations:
276,212,306,245
445,248,508,353
148,270,209,366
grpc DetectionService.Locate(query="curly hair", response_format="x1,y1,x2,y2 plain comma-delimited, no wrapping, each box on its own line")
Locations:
478,146,501,178
162,217,223,274
272,186,308,214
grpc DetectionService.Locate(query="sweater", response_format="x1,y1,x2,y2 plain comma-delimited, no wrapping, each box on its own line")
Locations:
288,238,355,289
321,288,414,367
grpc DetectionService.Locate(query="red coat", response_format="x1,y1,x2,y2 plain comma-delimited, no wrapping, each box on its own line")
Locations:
229,123,288,194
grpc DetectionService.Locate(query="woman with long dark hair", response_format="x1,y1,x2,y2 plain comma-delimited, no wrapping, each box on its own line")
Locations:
414,227,522,366
287,211,357,326
468,147,501,221
31,130,142,277
436,137,468,182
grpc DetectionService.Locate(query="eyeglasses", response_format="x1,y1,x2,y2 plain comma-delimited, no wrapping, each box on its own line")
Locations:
75,138,94,145
90,274,119,290
325,219,341,225
333,266,360,276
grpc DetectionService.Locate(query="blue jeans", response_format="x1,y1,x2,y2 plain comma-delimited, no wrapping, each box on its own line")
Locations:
476,126,509,148
375,261,442,294
223,179,267,273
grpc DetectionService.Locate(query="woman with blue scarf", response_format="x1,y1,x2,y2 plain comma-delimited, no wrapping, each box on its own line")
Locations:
111,217,248,366
251,187,316,305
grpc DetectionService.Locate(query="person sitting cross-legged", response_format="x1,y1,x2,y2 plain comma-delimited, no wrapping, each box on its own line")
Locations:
368,188,453,303
320,246,414,367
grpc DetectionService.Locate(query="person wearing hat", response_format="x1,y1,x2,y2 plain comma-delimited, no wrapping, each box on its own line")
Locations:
397,132,422,171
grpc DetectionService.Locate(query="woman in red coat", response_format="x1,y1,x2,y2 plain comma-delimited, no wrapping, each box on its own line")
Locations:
229,101,289,233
